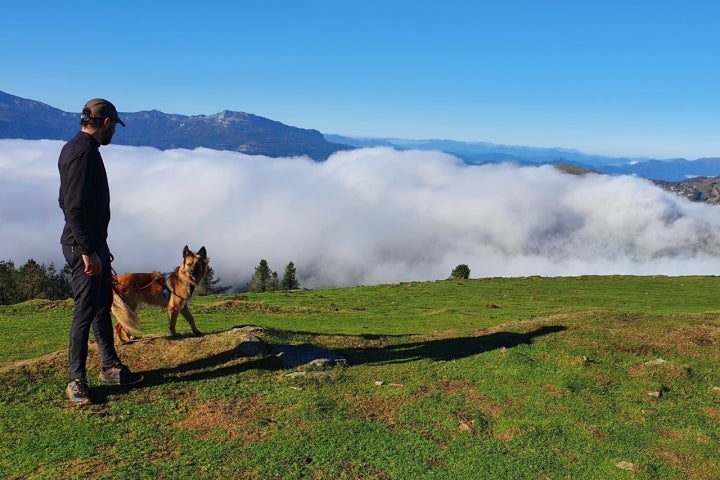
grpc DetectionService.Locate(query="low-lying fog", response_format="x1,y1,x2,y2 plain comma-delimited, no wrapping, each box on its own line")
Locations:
3,139,720,290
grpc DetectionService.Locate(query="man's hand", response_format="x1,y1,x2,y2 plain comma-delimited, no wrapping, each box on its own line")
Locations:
82,252,102,276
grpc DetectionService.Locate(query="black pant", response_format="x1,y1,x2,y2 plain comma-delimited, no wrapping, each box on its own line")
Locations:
62,244,120,381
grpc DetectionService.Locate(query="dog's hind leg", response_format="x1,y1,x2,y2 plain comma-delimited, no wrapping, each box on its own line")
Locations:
114,321,132,343
180,304,202,336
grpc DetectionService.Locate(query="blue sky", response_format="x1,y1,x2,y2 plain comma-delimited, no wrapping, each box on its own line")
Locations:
2,0,719,159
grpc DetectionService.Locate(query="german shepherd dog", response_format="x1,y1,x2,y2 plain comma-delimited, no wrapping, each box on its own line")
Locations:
111,245,208,342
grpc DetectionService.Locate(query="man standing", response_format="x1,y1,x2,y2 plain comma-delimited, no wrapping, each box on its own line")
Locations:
59,98,143,405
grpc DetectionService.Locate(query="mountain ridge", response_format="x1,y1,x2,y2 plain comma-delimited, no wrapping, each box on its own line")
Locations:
325,134,720,181
0,91,351,160
2,90,720,182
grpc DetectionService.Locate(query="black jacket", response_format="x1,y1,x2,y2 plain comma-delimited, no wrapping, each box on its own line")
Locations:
58,131,110,256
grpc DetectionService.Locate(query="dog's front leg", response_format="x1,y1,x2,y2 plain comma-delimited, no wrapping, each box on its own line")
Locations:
168,309,180,337
180,304,202,336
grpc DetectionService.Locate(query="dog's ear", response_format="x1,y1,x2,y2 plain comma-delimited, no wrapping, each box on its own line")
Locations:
198,246,207,258
183,245,191,257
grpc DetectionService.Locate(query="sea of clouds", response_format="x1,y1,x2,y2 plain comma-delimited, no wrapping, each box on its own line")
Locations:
2,139,720,290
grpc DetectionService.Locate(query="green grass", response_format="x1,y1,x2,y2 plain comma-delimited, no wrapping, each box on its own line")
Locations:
1,276,719,479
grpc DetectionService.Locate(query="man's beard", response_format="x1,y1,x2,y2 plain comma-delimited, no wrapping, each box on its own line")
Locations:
99,127,114,145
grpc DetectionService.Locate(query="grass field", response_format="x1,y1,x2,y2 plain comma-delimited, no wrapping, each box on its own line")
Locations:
1,276,719,479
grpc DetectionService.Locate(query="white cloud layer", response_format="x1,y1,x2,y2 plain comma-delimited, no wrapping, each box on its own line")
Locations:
2,139,720,290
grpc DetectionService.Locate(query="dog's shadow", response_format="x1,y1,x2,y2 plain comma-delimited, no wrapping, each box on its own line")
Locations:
90,325,567,403
91,353,277,403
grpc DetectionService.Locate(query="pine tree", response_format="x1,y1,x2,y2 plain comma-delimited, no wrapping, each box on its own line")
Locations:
198,265,231,295
17,259,47,300
249,259,273,293
281,261,300,290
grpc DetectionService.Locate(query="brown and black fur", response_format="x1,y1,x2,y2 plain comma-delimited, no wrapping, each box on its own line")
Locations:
111,245,208,342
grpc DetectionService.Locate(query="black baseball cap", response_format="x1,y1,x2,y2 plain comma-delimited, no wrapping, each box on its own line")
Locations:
83,98,126,127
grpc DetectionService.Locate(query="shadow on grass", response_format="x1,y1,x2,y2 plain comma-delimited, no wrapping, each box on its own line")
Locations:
338,325,568,365
90,325,566,402
90,355,279,403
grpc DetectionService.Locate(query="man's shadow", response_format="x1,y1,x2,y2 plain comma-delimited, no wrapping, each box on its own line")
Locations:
337,325,567,365
90,325,566,402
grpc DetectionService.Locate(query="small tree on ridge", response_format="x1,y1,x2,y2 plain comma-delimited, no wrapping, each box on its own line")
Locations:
450,264,470,280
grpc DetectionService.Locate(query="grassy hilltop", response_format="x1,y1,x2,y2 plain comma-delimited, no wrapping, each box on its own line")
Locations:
1,276,719,479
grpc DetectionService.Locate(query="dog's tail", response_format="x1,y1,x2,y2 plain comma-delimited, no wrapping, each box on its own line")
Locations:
111,290,141,338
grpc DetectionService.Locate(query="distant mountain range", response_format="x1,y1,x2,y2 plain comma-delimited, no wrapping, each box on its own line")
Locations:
2,90,720,183
0,91,350,159
325,135,720,182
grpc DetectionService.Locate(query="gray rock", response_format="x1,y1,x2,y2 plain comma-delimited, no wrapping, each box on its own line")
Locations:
230,327,268,357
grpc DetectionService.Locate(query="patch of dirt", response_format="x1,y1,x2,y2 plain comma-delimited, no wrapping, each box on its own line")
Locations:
173,395,279,442
673,325,720,348
656,448,720,480
435,379,506,418
54,451,111,479
343,378,506,432
658,428,685,440
609,317,720,360
586,425,609,439
704,407,720,420
544,383,565,397
342,394,403,426
658,429,712,444
651,325,720,355
627,360,691,380
491,426,522,442
614,344,655,355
